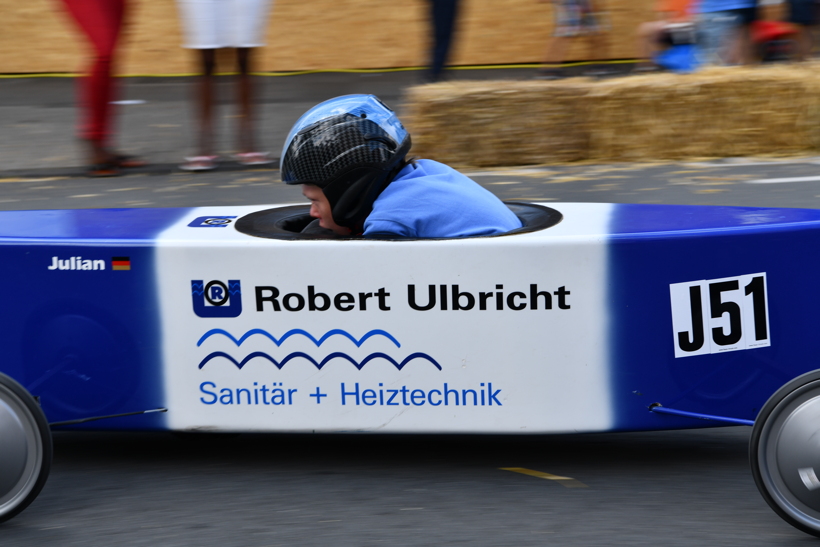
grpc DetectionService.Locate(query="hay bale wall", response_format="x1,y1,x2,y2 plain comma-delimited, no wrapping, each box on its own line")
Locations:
402,65,820,167
404,81,591,165
588,66,820,161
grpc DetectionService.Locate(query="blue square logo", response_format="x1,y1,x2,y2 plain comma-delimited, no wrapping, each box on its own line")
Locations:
188,216,237,228
191,280,242,318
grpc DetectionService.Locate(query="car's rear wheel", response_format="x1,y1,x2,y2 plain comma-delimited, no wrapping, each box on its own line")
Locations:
751,370,820,537
0,373,51,523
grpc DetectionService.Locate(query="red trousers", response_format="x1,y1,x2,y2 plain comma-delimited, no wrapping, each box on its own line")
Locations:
60,0,126,145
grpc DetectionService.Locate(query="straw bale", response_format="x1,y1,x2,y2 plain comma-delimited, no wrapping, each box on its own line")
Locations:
587,65,820,161
402,63,820,167
402,80,592,167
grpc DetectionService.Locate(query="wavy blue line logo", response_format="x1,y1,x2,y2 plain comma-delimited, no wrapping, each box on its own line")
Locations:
196,328,401,348
192,280,242,318
198,351,441,371
196,328,439,371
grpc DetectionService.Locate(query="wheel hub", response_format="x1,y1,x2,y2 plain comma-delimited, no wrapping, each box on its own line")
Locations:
0,397,29,497
0,383,43,518
775,396,820,512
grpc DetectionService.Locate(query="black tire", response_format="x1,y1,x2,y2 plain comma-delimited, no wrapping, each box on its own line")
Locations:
0,372,52,523
751,370,820,537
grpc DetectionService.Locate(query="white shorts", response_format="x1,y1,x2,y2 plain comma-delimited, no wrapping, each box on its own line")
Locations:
177,0,273,49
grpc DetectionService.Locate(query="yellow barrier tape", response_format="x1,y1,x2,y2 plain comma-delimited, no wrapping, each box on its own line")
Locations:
0,60,639,79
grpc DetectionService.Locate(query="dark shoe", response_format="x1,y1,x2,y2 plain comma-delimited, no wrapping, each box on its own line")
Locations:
584,65,620,79
179,156,218,172
112,154,146,169
632,63,660,74
86,161,120,177
535,68,565,80
234,152,274,166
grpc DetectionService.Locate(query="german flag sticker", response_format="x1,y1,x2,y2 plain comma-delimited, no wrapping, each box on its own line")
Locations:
112,257,131,271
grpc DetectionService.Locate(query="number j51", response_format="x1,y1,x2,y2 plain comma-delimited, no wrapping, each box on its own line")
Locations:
670,273,771,358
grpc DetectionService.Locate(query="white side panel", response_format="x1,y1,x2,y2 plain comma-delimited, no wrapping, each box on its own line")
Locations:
156,203,615,433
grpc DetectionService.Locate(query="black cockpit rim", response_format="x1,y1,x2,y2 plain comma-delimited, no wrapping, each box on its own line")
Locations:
233,202,563,241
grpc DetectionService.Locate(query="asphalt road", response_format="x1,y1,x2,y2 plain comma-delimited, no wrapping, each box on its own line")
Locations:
3,155,820,211
4,157,820,544
2,427,803,547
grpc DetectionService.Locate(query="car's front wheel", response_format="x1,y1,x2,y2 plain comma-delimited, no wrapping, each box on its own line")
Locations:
751,370,820,537
0,372,52,523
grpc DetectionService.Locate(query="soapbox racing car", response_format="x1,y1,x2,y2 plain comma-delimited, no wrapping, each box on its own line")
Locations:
3,200,820,536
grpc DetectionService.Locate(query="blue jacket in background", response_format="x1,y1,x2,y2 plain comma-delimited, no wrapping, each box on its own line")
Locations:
363,159,522,238
697,0,756,13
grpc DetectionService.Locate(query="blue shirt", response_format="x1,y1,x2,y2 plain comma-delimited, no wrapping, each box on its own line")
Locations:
697,0,755,13
363,160,523,238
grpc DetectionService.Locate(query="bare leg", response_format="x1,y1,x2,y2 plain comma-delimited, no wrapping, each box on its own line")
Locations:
589,30,609,62
196,49,217,157
543,35,569,66
536,35,570,78
236,47,255,153
728,24,753,65
796,25,813,61
637,21,665,63
805,26,816,59
740,25,754,65
87,140,110,165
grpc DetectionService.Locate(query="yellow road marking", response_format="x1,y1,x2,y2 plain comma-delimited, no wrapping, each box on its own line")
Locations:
546,176,591,183
0,177,66,184
500,467,588,488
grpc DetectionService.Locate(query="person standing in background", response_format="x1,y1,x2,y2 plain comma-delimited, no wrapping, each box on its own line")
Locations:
537,0,610,79
176,0,274,171
635,0,695,71
59,0,145,177
427,0,461,83
787,0,820,60
696,0,758,65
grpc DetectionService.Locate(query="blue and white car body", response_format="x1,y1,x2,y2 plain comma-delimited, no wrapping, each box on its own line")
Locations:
0,202,812,433
2,201,820,532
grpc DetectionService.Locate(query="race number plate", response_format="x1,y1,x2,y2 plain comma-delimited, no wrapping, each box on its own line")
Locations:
670,273,770,358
